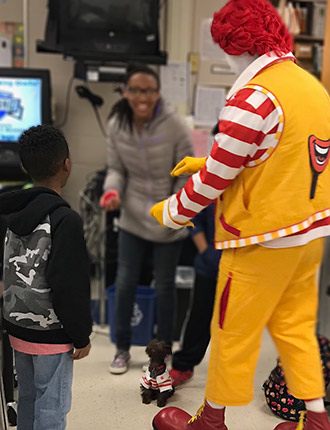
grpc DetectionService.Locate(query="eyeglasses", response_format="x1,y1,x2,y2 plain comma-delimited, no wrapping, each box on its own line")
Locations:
125,86,159,96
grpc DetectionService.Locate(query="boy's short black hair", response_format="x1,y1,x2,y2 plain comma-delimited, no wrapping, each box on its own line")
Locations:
19,125,69,181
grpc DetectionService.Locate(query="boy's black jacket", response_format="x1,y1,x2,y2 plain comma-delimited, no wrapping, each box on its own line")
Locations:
0,187,92,348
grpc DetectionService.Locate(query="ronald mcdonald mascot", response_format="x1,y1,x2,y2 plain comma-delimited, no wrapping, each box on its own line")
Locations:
150,0,330,429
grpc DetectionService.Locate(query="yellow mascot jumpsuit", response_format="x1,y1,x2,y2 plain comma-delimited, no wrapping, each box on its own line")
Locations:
206,61,330,406
152,60,330,406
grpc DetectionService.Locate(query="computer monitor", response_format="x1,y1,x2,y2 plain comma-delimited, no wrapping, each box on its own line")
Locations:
0,68,52,180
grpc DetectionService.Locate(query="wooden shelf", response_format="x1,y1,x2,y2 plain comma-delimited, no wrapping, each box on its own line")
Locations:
293,0,327,3
294,34,324,42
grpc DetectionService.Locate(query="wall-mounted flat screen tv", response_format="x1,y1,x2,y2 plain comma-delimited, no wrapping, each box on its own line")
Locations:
38,0,167,65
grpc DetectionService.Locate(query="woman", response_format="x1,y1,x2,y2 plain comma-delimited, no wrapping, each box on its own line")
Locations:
100,64,193,374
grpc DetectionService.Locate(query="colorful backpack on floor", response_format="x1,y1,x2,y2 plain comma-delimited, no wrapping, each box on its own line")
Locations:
263,335,330,422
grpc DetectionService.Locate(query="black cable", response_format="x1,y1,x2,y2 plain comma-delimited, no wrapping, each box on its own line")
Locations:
84,81,108,138
54,75,75,128
92,105,108,138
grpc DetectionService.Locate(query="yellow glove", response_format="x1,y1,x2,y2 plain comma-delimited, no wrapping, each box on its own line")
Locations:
171,156,207,177
150,200,166,227
150,200,194,228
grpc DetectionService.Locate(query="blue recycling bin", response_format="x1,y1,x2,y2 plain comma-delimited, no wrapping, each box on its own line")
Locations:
106,285,156,346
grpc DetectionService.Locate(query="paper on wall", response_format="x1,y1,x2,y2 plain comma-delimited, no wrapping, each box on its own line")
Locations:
194,85,226,128
0,22,24,68
200,18,228,64
160,62,189,104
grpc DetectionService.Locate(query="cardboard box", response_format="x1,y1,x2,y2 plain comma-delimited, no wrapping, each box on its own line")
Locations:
295,43,313,59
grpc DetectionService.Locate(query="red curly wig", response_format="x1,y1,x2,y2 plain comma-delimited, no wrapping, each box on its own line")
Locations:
211,0,294,57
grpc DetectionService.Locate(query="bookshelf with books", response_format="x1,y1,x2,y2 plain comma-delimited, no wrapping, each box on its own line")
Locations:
279,0,327,77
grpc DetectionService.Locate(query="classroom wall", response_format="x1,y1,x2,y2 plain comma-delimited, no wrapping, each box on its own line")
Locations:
0,0,22,22
166,0,235,119
192,0,235,88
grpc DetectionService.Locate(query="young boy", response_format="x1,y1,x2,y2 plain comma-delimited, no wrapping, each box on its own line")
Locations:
0,125,92,430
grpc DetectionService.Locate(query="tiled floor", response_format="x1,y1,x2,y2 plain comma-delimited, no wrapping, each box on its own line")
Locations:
67,326,289,430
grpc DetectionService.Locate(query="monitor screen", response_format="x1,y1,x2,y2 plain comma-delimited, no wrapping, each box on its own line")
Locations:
0,68,51,180
0,77,42,143
68,0,155,33
38,0,167,64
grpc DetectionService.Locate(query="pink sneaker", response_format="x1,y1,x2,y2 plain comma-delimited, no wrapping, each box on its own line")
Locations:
170,369,193,387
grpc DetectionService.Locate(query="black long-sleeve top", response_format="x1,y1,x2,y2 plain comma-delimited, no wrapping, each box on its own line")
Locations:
0,187,92,348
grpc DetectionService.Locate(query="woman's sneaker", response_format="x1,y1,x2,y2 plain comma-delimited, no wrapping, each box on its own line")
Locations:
109,350,131,374
169,369,193,387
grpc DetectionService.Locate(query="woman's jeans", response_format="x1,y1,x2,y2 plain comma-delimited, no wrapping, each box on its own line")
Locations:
15,350,73,430
115,229,183,350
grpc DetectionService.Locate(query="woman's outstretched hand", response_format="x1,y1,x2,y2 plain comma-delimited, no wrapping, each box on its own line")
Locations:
100,189,121,211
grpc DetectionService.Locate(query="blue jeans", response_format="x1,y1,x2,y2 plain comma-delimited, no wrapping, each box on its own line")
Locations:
115,229,183,349
15,350,73,430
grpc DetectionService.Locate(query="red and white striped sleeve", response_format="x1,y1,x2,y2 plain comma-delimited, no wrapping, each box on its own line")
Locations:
163,87,281,229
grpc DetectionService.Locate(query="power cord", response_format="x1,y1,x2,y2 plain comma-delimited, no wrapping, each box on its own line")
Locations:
92,104,108,138
54,75,75,128
75,85,109,138
54,77,108,139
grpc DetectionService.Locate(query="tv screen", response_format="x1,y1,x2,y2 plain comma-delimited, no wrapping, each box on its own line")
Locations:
0,68,51,180
38,0,167,65
68,0,154,33
0,77,42,142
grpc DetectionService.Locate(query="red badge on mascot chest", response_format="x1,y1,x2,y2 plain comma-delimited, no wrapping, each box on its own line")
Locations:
308,135,330,199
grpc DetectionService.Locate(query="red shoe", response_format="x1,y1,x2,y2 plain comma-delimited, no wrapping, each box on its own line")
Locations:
152,402,228,430
274,410,330,430
169,369,193,387
186,402,228,429
152,407,192,430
